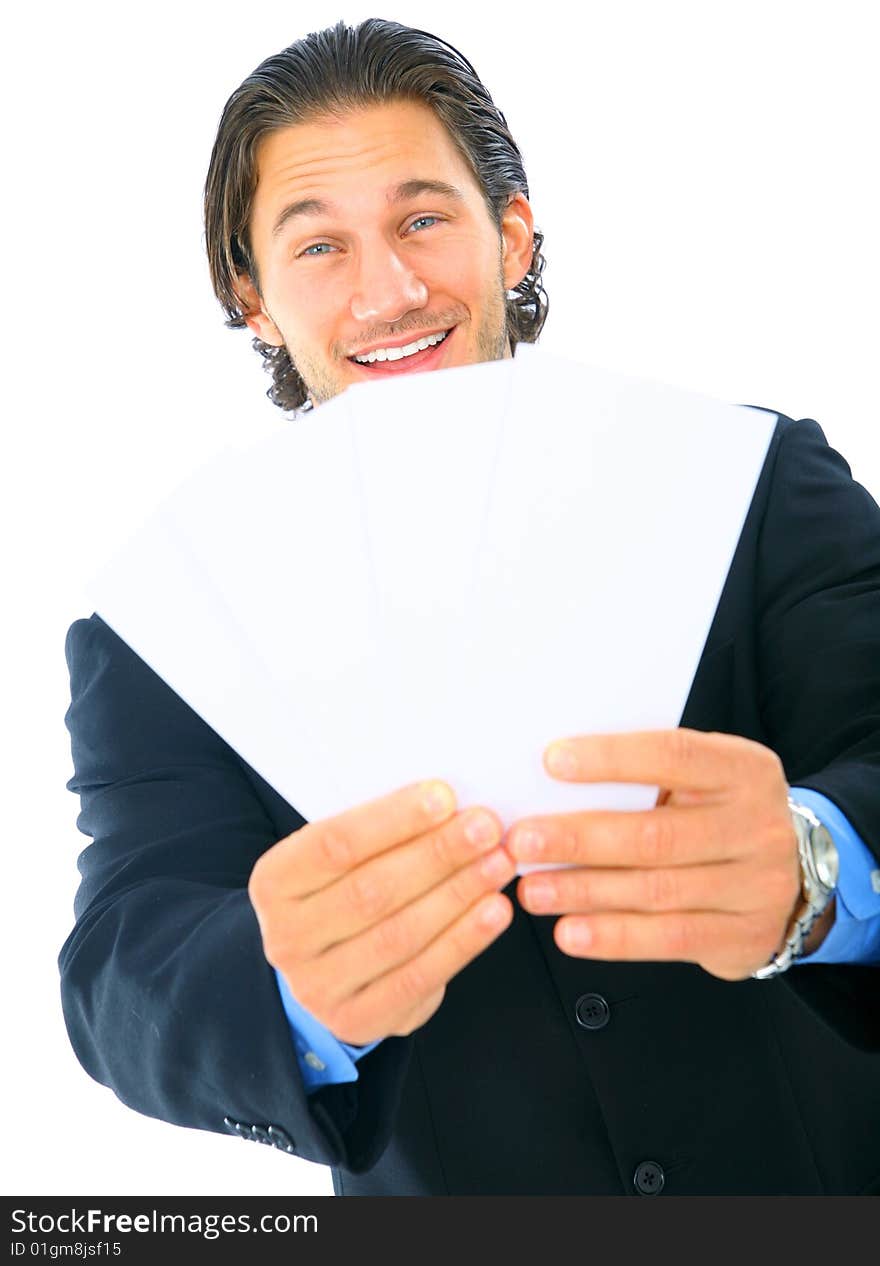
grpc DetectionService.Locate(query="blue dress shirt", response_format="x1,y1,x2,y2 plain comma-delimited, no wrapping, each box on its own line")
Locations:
275,787,880,1093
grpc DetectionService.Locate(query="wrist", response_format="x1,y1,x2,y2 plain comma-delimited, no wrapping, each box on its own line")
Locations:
802,894,836,955
752,797,839,979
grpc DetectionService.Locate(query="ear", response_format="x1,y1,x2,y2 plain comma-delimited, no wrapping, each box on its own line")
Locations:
234,272,285,346
500,192,536,292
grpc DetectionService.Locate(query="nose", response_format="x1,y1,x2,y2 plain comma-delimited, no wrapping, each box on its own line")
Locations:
349,239,429,325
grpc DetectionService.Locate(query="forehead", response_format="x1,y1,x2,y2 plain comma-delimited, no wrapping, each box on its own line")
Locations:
251,98,480,222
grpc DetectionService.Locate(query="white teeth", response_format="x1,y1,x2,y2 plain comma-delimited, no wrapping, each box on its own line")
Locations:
354,329,449,364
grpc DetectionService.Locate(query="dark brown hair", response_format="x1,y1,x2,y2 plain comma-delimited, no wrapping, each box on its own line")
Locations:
204,18,549,414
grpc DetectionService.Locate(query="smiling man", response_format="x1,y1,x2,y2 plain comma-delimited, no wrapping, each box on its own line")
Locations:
232,99,532,405
203,26,547,413
60,18,880,1197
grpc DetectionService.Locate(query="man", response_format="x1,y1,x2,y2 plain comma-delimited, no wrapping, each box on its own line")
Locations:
60,18,880,1195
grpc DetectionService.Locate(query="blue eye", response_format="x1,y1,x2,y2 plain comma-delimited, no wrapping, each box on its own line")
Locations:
299,216,441,258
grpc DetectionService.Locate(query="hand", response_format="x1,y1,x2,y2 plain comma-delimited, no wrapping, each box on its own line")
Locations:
507,728,806,981
248,781,516,1045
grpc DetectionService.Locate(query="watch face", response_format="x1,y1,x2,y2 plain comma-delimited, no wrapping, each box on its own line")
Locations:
813,824,840,890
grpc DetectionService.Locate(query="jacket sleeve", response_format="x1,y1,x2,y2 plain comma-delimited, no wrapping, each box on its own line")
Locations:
754,416,880,1048
58,613,412,1172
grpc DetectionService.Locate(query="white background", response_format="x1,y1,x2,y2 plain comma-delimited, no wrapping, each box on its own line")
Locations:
3,0,878,1196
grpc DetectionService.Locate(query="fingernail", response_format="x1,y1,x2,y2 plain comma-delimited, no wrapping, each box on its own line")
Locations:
523,878,556,910
559,920,591,952
510,826,545,859
479,895,510,930
480,847,513,881
464,810,499,847
422,781,454,817
546,743,578,777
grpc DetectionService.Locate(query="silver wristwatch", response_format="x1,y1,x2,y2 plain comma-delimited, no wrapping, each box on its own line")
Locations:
751,796,840,980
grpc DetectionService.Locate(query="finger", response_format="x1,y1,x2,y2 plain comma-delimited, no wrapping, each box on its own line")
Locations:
323,889,515,1046
292,846,515,1029
289,806,506,955
508,803,741,869
313,845,517,1001
551,909,755,967
544,728,764,793
517,859,742,916
257,779,459,898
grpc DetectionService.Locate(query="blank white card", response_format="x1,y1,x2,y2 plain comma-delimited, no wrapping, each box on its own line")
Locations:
85,342,776,846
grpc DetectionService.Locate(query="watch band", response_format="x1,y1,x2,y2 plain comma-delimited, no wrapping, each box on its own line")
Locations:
751,798,836,980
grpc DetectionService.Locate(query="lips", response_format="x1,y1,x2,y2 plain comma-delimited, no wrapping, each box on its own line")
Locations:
348,326,455,376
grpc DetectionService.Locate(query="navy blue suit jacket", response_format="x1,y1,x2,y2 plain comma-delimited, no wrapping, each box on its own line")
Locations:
60,411,880,1194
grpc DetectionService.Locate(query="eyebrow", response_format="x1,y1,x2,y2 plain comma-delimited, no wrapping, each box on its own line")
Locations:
270,179,466,239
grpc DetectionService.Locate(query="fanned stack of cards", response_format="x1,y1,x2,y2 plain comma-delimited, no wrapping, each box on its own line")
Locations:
84,341,776,845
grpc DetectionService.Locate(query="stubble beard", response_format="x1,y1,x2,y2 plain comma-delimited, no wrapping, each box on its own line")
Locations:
293,263,511,409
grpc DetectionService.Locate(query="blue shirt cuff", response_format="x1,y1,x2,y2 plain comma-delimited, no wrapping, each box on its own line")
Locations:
787,787,880,966
273,968,382,1093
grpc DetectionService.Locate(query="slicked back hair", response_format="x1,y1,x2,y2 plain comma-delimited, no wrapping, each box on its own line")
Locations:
204,18,549,413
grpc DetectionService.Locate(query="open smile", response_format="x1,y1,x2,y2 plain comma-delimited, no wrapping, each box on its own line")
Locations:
347,326,457,377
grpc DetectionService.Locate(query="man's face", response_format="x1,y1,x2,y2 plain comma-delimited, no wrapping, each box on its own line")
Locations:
238,97,535,407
